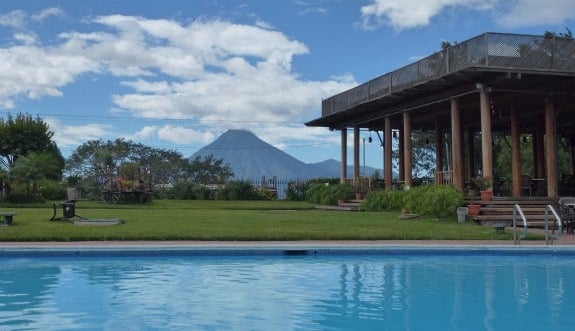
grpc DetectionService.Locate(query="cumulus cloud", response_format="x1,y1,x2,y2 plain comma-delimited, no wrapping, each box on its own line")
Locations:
359,0,498,31
359,0,575,31
495,0,575,27
0,11,355,154
45,118,113,148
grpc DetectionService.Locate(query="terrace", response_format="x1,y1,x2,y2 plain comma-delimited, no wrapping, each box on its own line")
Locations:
307,32,575,198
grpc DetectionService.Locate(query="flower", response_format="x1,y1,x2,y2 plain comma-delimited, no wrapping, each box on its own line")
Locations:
472,177,492,191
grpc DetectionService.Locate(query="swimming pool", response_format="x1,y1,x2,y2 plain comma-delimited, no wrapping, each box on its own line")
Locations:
1,246,575,330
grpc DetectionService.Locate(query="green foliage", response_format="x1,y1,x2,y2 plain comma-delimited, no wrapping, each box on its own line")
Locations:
285,180,310,201
4,193,46,204
9,152,63,195
363,185,463,219
187,155,234,184
170,182,212,200
305,183,355,205
0,113,62,170
218,180,258,200
37,180,66,200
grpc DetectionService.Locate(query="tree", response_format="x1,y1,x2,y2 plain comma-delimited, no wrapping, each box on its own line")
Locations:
66,139,223,188
9,151,62,194
186,155,234,184
0,113,61,169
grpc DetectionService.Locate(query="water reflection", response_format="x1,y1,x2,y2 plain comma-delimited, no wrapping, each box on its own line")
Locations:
1,255,574,330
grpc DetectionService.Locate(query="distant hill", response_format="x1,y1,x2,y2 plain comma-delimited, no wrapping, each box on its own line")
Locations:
191,129,384,180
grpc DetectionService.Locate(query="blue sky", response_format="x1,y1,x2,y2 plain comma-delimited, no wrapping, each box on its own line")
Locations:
1,0,574,169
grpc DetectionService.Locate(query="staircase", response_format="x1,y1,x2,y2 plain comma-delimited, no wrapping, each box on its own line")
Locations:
467,197,559,228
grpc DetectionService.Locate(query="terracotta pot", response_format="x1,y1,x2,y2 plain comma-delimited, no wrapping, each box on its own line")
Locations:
480,190,493,202
467,204,481,216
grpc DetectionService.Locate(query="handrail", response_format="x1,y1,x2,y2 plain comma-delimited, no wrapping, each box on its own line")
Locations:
512,204,528,245
545,205,562,245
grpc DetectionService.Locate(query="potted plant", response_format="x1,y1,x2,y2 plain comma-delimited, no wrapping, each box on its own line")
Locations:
64,175,83,200
473,177,493,202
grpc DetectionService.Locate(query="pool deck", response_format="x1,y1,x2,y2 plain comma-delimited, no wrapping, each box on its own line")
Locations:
2,228,575,251
2,230,575,250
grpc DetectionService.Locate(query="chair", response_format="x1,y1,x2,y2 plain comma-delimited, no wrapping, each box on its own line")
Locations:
558,197,575,234
521,175,532,196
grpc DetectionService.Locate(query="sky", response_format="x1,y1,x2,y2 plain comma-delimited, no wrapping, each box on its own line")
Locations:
1,0,575,170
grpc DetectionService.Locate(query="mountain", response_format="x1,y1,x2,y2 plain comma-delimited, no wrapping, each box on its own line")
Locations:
191,129,329,179
309,159,385,179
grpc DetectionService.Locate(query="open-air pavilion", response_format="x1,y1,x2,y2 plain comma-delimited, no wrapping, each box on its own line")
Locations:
306,32,575,200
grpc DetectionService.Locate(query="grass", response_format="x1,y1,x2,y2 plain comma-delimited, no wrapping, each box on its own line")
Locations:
0,199,541,242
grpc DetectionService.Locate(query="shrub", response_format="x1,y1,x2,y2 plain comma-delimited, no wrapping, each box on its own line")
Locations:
37,181,66,200
285,180,310,201
305,183,355,205
362,185,463,219
217,180,258,200
171,182,196,200
4,193,46,203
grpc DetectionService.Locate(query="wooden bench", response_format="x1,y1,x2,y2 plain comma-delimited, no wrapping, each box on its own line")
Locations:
0,212,16,226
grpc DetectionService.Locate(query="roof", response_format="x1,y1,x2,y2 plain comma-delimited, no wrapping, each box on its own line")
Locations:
306,32,575,134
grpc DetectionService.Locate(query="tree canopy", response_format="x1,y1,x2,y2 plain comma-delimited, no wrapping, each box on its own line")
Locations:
0,113,62,170
66,139,234,189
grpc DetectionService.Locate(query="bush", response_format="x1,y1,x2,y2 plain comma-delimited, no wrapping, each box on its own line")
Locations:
305,183,355,206
37,181,66,200
285,180,310,201
217,180,258,200
363,185,463,219
4,193,46,204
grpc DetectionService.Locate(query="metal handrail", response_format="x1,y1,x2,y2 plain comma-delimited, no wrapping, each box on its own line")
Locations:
512,204,528,245
544,205,562,245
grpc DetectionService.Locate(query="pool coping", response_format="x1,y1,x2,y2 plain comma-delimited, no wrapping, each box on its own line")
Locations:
3,240,575,256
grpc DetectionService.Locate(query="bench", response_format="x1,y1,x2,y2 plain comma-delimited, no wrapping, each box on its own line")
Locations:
51,200,85,221
0,212,16,226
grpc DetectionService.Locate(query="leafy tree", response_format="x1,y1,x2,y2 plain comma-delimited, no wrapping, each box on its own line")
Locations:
9,151,62,194
186,155,234,184
0,113,62,170
66,138,189,188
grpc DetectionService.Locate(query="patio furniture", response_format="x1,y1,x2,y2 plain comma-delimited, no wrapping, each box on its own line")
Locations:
558,197,575,234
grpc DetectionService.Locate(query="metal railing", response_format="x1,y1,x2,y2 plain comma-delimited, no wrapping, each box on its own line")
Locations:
322,32,575,116
512,204,528,245
544,205,562,245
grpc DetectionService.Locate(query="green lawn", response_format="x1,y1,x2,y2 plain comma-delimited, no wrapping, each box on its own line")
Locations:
0,200,536,242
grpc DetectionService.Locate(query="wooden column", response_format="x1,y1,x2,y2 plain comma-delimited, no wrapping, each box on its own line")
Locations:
353,127,360,184
479,87,493,180
435,122,443,176
398,127,404,181
535,123,545,179
545,100,558,198
466,129,475,181
451,99,464,191
403,112,412,188
340,129,347,184
384,117,393,189
510,106,521,197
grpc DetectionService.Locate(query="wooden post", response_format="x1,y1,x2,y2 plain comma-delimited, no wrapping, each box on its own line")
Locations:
403,112,412,188
545,100,558,198
353,127,360,185
451,99,464,191
510,106,521,197
340,129,347,184
384,117,393,189
535,123,545,179
466,129,475,182
435,121,443,180
398,127,404,182
479,86,493,180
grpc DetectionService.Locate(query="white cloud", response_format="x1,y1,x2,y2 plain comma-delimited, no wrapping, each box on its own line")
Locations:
45,118,113,148
0,12,356,156
0,10,27,29
359,0,575,31
495,0,575,27
359,0,498,31
31,7,65,22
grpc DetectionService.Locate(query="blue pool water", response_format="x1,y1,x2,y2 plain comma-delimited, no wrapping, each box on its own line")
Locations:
1,248,575,330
